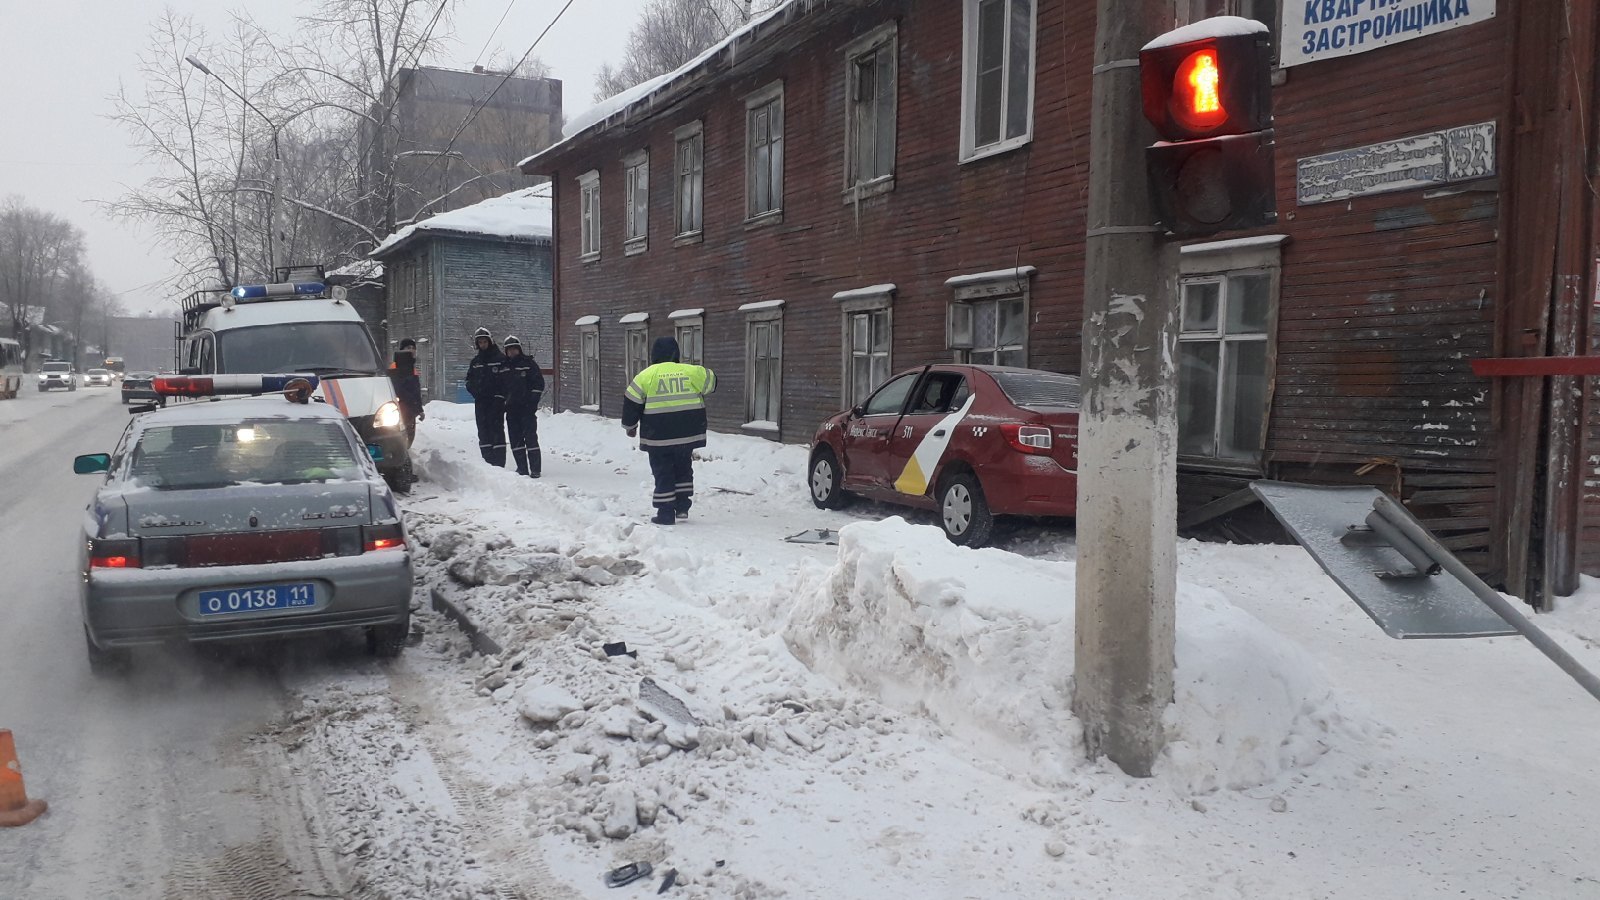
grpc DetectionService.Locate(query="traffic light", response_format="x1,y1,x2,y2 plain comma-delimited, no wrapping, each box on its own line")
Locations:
1140,23,1276,237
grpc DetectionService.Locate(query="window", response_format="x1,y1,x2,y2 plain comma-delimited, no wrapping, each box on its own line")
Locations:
674,122,704,237
578,170,600,259
578,321,600,409
845,24,898,195
674,315,704,365
862,372,917,416
846,310,892,405
961,0,1036,161
746,83,784,219
741,302,784,427
949,297,1027,367
1180,0,1279,60
908,372,968,415
624,151,649,252
1178,273,1273,463
624,322,650,378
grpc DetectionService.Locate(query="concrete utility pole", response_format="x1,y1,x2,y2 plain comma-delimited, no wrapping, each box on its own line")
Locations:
1073,0,1179,777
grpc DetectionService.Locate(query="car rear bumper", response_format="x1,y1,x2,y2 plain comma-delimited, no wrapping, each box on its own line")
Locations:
982,455,1079,518
83,552,413,648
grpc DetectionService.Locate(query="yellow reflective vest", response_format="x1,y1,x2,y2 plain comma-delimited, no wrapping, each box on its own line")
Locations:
621,362,717,449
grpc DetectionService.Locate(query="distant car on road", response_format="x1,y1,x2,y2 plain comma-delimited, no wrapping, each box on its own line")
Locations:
84,368,114,388
37,360,75,392
72,382,414,674
120,372,160,405
807,365,1081,547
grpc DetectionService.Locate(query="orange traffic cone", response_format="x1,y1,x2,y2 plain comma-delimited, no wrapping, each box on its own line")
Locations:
0,729,47,827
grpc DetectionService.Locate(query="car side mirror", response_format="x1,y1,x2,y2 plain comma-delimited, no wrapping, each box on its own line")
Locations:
179,367,200,376
73,453,111,475
851,404,865,418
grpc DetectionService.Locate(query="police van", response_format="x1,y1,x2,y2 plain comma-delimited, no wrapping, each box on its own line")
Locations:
177,280,412,489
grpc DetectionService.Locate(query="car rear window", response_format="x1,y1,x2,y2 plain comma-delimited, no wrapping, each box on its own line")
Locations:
128,421,361,490
43,362,70,372
991,371,1082,409
89,369,110,376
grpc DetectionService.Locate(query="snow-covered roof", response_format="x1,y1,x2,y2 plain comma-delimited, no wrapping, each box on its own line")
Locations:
520,0,814,171
1142,16,1268,51
327,259,384,280
371,187,553,259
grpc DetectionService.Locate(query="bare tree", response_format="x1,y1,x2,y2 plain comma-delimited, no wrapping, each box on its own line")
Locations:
0,196,89,363
593,0,782,102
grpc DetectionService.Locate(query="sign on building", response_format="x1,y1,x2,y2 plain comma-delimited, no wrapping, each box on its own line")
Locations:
1280,0,1496,68
1296,121,1495,205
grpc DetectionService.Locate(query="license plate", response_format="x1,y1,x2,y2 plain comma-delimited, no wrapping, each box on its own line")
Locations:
197,583,316,616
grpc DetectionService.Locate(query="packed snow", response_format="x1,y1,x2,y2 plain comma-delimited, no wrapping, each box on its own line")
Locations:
272,401,1600,898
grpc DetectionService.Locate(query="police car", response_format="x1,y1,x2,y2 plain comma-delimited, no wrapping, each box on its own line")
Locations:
73,375,414,674
808,365,1082,547
178,281,412,489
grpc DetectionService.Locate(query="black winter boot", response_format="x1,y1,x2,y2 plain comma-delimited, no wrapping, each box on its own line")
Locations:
650,509,676,525
528,450,542,478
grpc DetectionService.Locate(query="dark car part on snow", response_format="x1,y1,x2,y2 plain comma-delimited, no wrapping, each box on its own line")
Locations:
605,861,652,888
657,868,678,893
603,641,638,659
784,528,838,545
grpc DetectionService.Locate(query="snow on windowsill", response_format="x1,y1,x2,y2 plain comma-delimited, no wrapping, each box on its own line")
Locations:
738,299,786,312
1180,234,1289,254
668,308,704,320
945,266,1038,288
742,420,780,432
1143,15,1267,51
574,315,600,327
833,284,897,302
619,312,650,325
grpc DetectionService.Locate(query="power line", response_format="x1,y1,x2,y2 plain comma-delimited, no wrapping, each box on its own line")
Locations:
408,0,578,211
473,0,523,66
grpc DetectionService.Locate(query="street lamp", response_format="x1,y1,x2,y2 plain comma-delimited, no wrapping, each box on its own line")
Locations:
186,55,281,273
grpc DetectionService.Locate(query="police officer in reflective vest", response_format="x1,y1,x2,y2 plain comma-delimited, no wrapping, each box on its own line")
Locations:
621,336,716,525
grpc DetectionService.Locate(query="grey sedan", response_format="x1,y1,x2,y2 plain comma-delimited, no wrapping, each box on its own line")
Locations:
74,393,414,673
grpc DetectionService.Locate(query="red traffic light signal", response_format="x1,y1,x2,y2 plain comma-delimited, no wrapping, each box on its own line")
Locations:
1141,29,1272,141
1140,19,1276,237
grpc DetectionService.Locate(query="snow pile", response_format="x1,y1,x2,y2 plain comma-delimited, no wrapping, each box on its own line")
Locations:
372,187,553,257
782,517,1375,793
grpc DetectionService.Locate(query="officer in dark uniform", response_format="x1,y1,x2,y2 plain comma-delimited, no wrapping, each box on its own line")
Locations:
464,327,508,467
501,335,545,478
387,337,425,444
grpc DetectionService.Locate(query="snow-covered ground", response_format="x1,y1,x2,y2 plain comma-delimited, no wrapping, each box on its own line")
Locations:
286,402,1600,899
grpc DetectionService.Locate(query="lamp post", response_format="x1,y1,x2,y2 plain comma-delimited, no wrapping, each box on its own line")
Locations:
186,56,280,274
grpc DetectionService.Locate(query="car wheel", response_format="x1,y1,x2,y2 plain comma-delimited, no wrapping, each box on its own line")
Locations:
85,629,130,677
939,472,994,548
367,612,411,659
809,448,853,510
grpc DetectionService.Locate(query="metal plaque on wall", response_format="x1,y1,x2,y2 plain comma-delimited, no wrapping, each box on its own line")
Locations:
1296,121,1496,205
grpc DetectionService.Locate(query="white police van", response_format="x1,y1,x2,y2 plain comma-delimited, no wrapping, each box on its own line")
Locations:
177,280,412,489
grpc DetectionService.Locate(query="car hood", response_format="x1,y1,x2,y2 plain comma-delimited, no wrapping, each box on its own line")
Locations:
117,482,374,537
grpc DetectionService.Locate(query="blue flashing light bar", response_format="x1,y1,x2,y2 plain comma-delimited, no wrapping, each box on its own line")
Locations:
229,281,327,301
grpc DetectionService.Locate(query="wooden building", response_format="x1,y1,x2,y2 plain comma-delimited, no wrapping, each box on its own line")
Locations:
521,0,1599,603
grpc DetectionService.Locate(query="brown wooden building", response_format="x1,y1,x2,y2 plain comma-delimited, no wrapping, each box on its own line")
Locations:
522,0,1599,603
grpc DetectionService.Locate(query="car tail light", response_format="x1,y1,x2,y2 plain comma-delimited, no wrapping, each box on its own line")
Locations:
1001,423,1053,455
89,538,141,569
363,523,406,553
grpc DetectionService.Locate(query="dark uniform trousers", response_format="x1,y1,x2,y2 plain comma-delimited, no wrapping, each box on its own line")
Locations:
475,400,507,467
648,446,695,515
507,408,540,475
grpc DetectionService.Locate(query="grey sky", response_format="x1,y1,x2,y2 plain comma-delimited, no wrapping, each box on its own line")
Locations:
0,0,648,315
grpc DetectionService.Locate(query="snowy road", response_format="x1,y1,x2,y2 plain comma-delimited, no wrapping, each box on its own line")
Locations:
0,389,356,898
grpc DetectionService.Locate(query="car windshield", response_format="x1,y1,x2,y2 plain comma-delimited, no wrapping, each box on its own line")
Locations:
126,420,362,490
88,369,109,376
216,322,383,375
43,362,70,372
991,371,1082,409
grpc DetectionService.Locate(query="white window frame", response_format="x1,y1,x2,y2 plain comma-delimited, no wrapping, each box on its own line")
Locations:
674,121,704,241
836,285,895,407
622,314,651,378
578,170,601,260
740,300,785,432
1176,235,1285,471
745,81,785,222
945,268,1033,367
671,308,705,365
842,23,899,201
623,150,649,254
577,319,601,410
959,0,1038,163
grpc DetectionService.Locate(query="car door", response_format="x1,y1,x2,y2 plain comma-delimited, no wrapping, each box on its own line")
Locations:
882,371,973,499
837,370,920,492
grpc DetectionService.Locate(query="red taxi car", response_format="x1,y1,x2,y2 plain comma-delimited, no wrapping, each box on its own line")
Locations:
807,365,1081,547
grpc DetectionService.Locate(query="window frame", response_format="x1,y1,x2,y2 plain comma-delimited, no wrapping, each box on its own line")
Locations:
623,150,649,254
673,121,705,241
836,285,895,408
671,310,705,365
577,320,601,410
744,81,785,223
946,269,1033,368
1175,236,1286,473
578,170,601,261
622,315,651,379
740,301,785,432
959,0,1039,163
842,22,899,201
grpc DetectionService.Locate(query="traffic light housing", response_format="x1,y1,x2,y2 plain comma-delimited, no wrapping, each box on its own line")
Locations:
1140,24,1276,237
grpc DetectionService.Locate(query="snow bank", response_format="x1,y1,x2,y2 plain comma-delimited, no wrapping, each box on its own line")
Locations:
372,187,553,257
783,517,1373,793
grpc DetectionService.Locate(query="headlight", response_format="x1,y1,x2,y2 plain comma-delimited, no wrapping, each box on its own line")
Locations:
374,400,403,429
